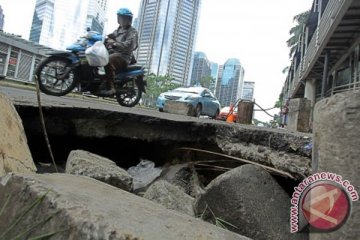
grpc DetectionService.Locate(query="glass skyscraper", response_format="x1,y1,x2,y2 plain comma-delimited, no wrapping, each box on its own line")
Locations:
215,58,245,107
210,62,219,93
29,0,107,50
190,52,211,86
135,0,201,85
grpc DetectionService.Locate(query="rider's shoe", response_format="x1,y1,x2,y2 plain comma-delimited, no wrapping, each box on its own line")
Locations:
96,80,116,96
98,81,107,90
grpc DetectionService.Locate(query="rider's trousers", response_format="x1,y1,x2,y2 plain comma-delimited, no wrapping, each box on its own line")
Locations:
104,53,128,87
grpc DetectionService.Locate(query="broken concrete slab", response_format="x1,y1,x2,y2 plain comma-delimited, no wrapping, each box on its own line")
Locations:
0,173,250,240
0,93,36,176
215,125,312,180
144,180,195,216
195,164,308,240
163,100,195,116
65,150,133,192
218,141,311,180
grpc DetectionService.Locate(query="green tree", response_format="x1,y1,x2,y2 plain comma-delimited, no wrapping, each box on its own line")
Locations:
277,10,310,110
253,118,270,128
142,73,180,107
274,92,284,108
286,10,310,58
272,114,282,128
200,76,213,89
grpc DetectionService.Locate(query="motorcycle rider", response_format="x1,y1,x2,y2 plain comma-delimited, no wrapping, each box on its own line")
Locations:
97,8,138,95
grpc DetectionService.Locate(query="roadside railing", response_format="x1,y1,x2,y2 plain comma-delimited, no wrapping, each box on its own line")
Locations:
332,81,360,95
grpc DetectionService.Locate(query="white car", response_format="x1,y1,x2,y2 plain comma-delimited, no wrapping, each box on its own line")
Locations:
156,86,221,118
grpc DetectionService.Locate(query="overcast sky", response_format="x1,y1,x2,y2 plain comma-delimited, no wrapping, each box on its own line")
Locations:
0,0,313,122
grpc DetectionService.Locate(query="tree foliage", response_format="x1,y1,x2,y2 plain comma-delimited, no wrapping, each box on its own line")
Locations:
277,10,310,110
144,73,180,98
253,118,271,128
142,73,181,108
200,76,213,89
274,92,284,108
286,10,310,58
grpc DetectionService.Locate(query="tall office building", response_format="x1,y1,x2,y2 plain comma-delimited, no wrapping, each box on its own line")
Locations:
210,62,219,93
215,58,245,107
190,52,211,86
0,5,4,31
86,0,107,34
29,0,107,50
136,0,201,85
242,81,255,101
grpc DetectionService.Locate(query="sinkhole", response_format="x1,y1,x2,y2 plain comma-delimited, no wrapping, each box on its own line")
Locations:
15,104,301,195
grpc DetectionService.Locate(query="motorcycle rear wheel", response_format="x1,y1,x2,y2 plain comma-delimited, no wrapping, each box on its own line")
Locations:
35,57,78,96
116,78,142,107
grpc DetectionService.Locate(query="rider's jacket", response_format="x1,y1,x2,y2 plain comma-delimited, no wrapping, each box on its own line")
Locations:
107,26,138,64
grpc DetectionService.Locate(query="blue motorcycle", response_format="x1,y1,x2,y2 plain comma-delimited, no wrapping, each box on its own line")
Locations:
35,30,146,107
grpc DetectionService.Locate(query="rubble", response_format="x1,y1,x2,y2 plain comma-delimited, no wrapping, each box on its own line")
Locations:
66,150,133,191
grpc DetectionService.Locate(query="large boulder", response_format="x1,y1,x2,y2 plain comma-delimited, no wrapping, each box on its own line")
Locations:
195,164,308,240
0,173,250,240
311,90,360,240
65,150,132,191
0,93,36,176
144,180,195,216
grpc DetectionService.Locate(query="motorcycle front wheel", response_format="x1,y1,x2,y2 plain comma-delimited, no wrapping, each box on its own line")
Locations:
35,57,78,96
116,78,142,107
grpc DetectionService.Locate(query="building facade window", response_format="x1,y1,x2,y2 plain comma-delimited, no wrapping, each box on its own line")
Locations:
7,48,19,78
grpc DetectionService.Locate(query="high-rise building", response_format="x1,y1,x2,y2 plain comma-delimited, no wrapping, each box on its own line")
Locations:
242,81,255,101
29,0,107,50
136,0,201,85
86,0,107,34
215,58,245,107
190,51,211,86
133,17,139,31
0,5,4,31
210,62,219,93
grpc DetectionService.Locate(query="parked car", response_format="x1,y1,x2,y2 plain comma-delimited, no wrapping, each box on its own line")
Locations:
217,106,238,121
156,86,221,118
